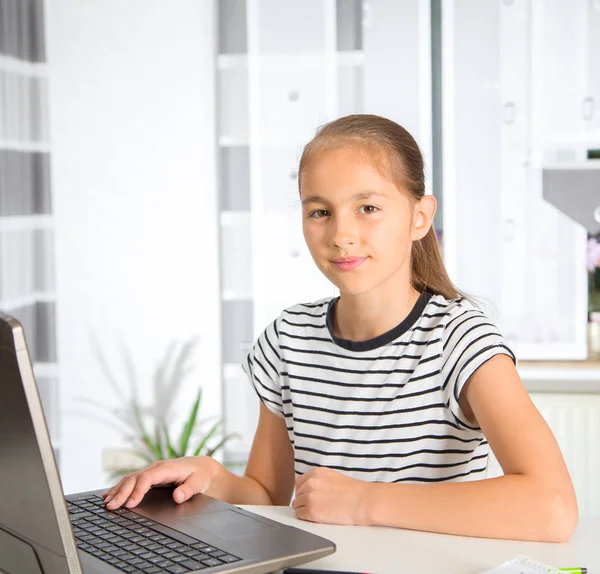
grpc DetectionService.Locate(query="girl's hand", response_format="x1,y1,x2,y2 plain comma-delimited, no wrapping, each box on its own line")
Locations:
292,467,370,525
102,456,220,509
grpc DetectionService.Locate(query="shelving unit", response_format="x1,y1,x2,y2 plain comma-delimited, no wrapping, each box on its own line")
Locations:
215,0,434,466
441,0,599,361
0,9,59,463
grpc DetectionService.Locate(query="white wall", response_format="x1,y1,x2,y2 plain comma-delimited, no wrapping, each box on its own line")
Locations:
45,0,220,493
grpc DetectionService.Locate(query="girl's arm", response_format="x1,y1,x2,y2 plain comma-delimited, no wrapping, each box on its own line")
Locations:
104,401,294,508
209,401,296,505
293,354,578,542
359,354,577,541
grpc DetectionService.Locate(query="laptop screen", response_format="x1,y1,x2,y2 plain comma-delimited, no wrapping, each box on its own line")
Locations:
0,313,80,573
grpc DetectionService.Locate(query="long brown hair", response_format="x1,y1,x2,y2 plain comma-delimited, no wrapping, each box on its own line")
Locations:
298,114,462,300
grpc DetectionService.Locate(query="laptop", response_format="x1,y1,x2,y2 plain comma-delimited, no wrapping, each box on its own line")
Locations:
0,312,335,574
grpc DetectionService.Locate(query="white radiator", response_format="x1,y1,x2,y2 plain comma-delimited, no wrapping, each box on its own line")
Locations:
488,393,600,517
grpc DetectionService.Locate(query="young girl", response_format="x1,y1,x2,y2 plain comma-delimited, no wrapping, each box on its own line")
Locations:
103,114,578,542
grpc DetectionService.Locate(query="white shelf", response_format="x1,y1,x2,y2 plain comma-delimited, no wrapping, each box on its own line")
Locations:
0,215,54,231
0,140,51,153
0,54,49,76
33,361,60,378
217,51,364,70
0,292,56,310
217,54,247,70
336,51,364,66
218,136,250,147
519,362,600,383
223,362,244,379
222,290,253,302
542,160,600,170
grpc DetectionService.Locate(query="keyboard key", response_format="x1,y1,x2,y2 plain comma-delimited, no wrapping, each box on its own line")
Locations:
155,547,172,555
181,559,206,570
166,566,189,574
187,552,209,561
220,554,241,563
208,550,226,558
202,557,223,567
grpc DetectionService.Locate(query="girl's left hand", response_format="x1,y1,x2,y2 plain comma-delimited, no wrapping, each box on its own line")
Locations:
292,466,370,525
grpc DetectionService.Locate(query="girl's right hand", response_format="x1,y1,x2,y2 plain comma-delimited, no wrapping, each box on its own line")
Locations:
101,455,220,510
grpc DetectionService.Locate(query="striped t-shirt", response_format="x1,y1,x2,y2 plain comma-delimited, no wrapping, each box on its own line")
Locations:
243,291,516,484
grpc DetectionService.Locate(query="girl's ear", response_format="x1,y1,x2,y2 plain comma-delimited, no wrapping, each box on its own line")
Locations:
411,195,437,241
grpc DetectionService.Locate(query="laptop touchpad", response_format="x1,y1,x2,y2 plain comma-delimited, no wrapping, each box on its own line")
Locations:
182,509,276,539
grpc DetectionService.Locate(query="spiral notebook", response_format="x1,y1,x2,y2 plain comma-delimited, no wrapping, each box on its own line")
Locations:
481,555,567,574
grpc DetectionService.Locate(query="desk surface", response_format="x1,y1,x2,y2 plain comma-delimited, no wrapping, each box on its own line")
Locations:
240,506,600,574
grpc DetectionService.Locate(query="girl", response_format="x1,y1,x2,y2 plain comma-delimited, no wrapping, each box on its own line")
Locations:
103,114,578,542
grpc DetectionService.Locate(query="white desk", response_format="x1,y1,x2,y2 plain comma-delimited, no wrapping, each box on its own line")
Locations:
240,506,600,574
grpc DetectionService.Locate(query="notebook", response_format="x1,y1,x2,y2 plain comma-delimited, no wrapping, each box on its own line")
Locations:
0,311,336,573
481,555,571,574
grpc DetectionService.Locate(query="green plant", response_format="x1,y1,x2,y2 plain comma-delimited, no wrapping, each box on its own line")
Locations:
588,235,600,316
79,337,238,479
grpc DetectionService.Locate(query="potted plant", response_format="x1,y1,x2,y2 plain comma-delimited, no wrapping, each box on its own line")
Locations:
587,235,600,359
79,337,238,479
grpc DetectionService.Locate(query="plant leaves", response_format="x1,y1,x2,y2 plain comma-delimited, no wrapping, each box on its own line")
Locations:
132,401,162,460
192,419,221,457
161,422,178,459
204,432,240,459
152,420,165,460
179,388,202,456
70,397,136,436
130,448,155,465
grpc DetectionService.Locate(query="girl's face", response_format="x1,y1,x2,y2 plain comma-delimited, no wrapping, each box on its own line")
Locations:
300,146,433,298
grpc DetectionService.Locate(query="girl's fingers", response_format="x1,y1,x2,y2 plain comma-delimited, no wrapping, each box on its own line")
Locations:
124,472,154,508
105,474,139,509
103,475,129,504
172,472,210,504
104,461,195,509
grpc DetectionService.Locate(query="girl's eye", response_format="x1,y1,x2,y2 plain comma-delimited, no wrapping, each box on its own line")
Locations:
309,209,330,218
358,205,379,215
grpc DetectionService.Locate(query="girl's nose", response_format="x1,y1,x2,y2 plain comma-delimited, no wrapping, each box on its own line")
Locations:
331,217,357,250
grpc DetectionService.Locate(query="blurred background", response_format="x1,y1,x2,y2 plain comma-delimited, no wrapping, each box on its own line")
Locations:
1,0,600,515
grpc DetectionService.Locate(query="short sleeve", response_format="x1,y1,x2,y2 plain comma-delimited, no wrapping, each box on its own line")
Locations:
440,307,516,429
242,318,285,418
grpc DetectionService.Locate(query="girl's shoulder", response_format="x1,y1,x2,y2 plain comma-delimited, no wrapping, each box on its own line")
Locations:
425,293,493,330
281,297,336,315
262,297,334,340
276,297,334,322
426,293,510,352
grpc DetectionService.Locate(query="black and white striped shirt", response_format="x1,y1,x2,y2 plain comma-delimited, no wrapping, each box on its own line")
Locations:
243,291,516,484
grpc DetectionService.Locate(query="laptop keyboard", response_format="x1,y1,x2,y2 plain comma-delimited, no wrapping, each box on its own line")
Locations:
67,495,241,573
